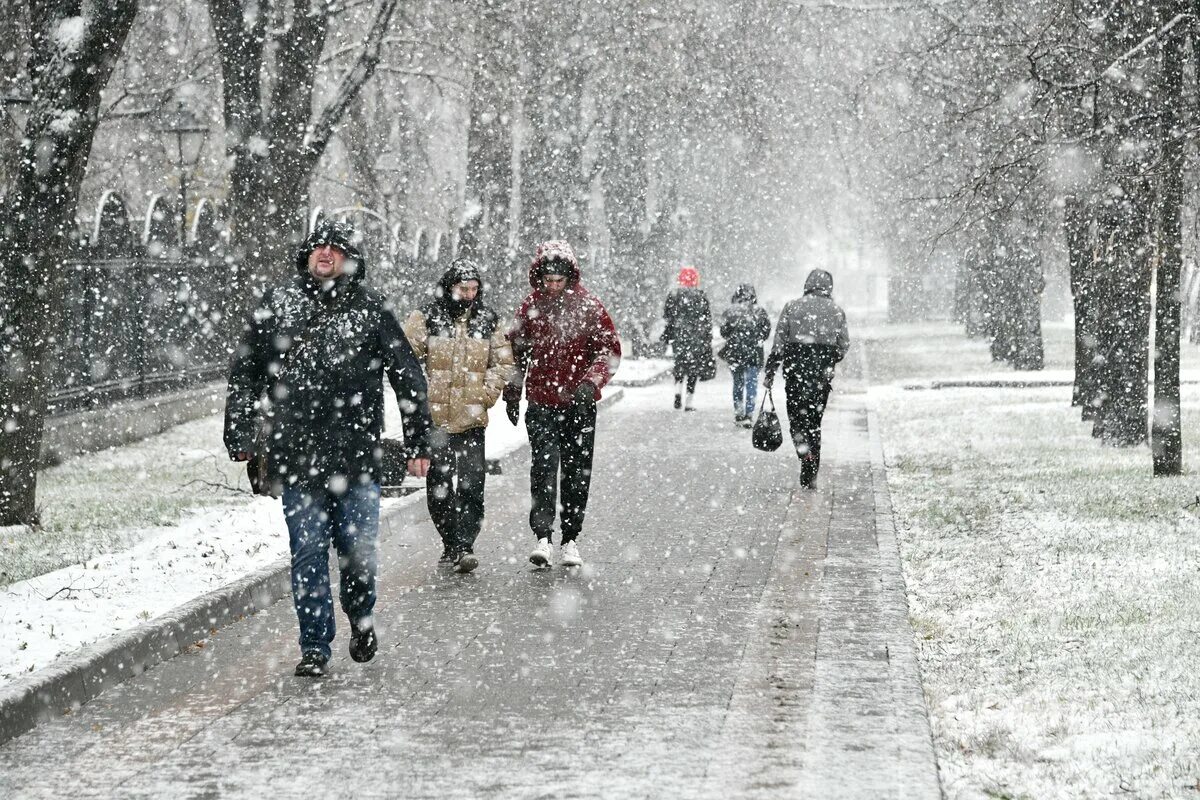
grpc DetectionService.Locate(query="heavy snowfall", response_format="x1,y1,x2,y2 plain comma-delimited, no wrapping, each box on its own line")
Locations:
2,1,1200,798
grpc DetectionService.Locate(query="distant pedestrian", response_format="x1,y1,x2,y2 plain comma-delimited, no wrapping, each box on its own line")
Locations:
662,266,714,411
224,220,432,678
719,283,771,428
504,240,621,569
403,259,515,573
763,269,850,489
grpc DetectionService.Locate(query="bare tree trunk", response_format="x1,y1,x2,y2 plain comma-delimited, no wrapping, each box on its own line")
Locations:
207,0,400,332
1152,3,1187,476
1065,195,1099,415
461,0,516,302
0,0,139,526
517,1,590,259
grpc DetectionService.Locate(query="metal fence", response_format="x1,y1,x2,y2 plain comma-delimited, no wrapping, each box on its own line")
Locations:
43,195,458,416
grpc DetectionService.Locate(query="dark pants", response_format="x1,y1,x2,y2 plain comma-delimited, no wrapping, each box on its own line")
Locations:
784,373,832,484
282,483,380,660
673,371,699,393
526,402,597,543
426,427,487,556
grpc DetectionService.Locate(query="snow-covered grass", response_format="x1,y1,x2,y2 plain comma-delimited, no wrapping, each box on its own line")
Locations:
1,413,252,587
870,325,1200,799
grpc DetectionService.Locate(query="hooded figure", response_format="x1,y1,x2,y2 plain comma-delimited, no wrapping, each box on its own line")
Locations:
719,283,772,425
662,266,715,410
403,258,516,572
504,240,622,569
224,218,433,677
763,268,850,488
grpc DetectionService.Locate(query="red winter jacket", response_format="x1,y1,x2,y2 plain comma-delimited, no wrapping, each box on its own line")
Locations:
506,242,622,408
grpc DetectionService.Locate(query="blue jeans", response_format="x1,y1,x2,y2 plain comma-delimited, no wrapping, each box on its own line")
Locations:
731,365,759,418
282,483,381,660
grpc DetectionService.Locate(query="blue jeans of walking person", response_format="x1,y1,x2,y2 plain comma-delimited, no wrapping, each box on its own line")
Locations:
282,482,381,660
731,365,760,418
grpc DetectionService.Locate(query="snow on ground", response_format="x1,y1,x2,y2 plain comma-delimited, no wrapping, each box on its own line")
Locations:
0,394,536,688
871,327,1200,800
612,357,673,384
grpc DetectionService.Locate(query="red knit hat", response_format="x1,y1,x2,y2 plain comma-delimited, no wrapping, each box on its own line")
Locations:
677,266,700,288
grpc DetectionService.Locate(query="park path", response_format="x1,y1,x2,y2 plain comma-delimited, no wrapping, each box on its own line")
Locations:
0,351,940,799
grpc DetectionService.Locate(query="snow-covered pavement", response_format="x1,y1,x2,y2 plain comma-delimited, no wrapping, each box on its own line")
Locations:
0,362,939,798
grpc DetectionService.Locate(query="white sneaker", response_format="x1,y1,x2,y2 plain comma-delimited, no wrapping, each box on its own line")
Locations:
560,540,583,567
529,538,553,568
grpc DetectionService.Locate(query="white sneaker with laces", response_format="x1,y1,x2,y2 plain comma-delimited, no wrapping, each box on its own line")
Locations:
529,538,553,567
560,540,583,567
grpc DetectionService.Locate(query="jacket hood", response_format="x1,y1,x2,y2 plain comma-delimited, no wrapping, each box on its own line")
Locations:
296,219,368,284
803,269,833,298
528,240,581,288
434,257,485,317
732,283,757,304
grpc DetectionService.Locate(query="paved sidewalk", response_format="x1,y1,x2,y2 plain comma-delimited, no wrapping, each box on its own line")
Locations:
0,370,940,798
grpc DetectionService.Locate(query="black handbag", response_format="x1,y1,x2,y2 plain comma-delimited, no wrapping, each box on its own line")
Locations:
752,389,783,452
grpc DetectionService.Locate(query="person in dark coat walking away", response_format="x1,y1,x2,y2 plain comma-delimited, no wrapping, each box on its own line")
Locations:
224,220,433,677
763,269,850,489
403,259,516,573
719,283,771,427
503,240,622,569
662,266,713,411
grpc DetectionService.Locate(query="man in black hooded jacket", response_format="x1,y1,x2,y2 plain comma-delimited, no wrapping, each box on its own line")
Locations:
224,219,432,677
763,269,850,488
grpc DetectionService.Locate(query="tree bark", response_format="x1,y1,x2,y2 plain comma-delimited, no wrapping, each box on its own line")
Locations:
207,0,400,330
461,0,517,304
0,0,139,526
1152,3,1187,476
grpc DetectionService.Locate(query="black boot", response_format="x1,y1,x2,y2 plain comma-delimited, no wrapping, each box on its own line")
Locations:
673,394,682,409
294,651,328,677
349,621,378,663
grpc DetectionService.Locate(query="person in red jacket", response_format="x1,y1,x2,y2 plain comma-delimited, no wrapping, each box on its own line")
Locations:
504,240,622,568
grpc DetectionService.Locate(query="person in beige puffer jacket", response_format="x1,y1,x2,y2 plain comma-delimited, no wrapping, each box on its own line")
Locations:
403,259,515,572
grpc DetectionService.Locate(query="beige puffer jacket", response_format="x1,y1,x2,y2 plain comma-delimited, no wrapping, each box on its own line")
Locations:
403,307,515,434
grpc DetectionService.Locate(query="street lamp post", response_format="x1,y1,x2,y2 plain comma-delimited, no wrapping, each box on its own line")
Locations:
154,102,209,247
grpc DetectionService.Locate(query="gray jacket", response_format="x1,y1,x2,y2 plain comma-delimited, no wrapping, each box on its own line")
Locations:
765,269,850,377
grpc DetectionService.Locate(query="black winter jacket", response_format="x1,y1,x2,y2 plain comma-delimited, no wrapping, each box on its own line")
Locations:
719,293,771,368
663,287,713,375
224,273,432,491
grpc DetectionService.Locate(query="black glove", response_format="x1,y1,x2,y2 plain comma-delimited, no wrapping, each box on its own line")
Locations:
506,398,520,426
763,371,774,390
573,381,597,410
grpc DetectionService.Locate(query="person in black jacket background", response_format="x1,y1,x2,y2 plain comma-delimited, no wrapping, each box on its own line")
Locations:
719,283,771,427
662,266,714,411
763,269,850,489
224,220,432,678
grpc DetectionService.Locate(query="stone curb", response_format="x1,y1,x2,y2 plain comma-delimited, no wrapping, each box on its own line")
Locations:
0,387,627,746
0,558,291,746
865,405,944,798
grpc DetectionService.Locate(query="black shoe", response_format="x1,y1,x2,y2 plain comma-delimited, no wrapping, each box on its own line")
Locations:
673,394,682,409
438,548,454,566
294,651,328,677
453,552,479,574
349,622,378,663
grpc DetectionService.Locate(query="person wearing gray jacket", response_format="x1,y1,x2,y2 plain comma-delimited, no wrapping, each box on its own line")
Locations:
763,269,850,488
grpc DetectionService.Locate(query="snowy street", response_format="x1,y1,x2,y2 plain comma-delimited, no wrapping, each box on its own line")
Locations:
0,356,940,798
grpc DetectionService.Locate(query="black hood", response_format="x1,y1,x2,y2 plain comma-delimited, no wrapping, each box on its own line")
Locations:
803,269,833,298
295,219,368,284
732,283,757,304
435,258,485,317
